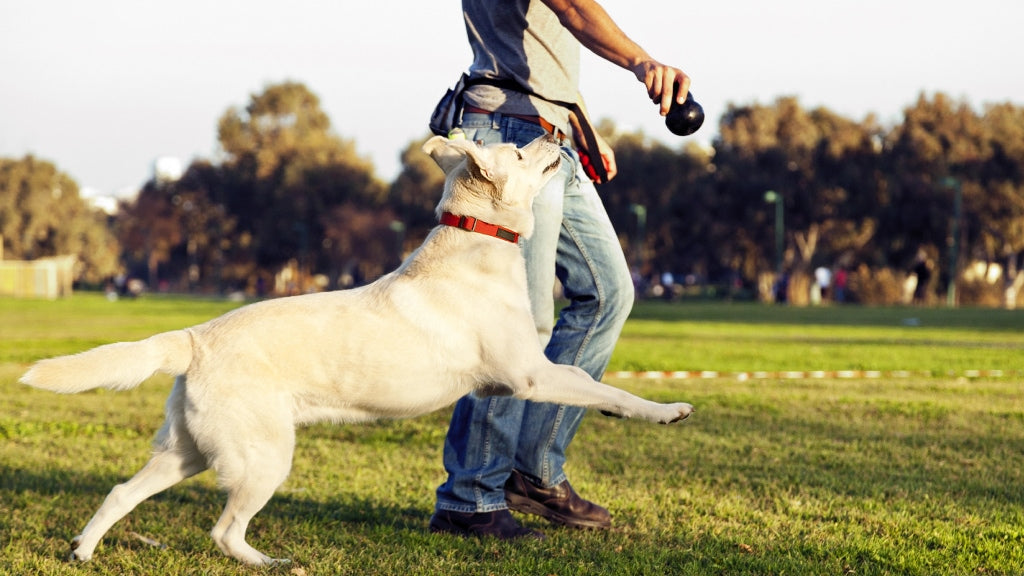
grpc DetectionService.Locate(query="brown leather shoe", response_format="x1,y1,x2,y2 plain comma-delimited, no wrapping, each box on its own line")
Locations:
504,470,611,529
429,508,545,540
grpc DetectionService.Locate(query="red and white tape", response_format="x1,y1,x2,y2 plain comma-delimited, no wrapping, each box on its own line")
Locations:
605,369,1018,380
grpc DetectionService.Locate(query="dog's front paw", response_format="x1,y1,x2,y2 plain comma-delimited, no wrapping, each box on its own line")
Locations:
660,403,694,424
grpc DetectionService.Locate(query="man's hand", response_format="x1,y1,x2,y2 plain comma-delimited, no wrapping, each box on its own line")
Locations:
634,60,691,117
595,131,617,181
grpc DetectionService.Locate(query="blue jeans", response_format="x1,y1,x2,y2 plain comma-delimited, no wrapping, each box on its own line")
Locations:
435,112,634,513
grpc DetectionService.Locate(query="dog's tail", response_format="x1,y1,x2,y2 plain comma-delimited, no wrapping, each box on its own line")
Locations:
19,330,193,394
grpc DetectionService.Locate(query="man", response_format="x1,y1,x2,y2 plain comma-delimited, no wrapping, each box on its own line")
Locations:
429,0,692,539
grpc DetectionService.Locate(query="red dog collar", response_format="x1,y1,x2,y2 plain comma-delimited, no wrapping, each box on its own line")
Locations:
439,212,520,244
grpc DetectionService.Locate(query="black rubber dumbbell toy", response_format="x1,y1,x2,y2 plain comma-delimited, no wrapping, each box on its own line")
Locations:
664,86,705,136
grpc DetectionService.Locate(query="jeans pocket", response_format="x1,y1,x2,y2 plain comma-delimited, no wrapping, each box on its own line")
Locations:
503,118,552,147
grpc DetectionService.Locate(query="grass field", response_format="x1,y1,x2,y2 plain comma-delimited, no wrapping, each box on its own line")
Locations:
2,294,1023,575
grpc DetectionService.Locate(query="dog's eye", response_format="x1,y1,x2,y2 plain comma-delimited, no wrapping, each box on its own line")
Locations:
514,149,524,161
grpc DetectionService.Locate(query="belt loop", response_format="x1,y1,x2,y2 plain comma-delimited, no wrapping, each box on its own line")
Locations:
491,111,502,131
455,102,465,129
554,126,567,146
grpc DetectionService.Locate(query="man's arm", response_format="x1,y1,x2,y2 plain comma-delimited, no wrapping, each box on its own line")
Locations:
540,0,691,115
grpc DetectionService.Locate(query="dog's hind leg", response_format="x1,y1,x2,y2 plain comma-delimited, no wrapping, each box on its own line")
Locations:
206,410,295,565
71,381,208,561
515,363,694,425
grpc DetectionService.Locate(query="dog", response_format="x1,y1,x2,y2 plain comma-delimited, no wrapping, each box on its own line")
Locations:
20,135,693,565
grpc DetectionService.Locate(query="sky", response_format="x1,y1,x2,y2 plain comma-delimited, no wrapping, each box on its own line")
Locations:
2,0,1022,203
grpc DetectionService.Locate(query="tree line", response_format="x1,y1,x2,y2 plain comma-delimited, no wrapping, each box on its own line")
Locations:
2,81,1022,306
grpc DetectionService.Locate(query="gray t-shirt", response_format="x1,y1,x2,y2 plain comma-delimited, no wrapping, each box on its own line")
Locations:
461,0,579,133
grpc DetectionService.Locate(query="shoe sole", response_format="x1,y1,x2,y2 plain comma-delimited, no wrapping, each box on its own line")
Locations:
428,516,545,540
505,492,612,529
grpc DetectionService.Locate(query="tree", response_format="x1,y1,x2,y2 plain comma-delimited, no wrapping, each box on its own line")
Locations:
599,124,716,283
320,203,401,287
712,97,894,302
962,102,1024,306
0,155,119,283
116,179,184,289
216,81,386,278
712,98,822,301
165,161,242,291
884,93,989,301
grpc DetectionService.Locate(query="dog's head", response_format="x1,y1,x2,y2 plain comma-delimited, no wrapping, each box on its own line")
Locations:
423,135,562,239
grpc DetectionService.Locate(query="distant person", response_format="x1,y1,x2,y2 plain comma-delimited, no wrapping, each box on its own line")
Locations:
834,267,848,303
814,266,832,304
428,0,693,540
661,270,675,301
774,271,789,304
912,250,931,304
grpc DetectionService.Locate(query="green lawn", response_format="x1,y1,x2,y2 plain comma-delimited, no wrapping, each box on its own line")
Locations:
2,294,1023,575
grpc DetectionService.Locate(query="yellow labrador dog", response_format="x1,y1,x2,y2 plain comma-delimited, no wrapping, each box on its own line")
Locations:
21,135,693,566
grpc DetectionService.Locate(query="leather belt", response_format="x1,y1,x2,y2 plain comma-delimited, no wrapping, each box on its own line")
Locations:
464,105,562,138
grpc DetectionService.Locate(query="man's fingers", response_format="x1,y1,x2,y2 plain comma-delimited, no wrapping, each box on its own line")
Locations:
667,75,692,114
647,66,690,116
646,66,665,103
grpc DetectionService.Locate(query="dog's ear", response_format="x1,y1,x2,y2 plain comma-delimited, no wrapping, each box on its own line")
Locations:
423,136,460,174
423,136,496,181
